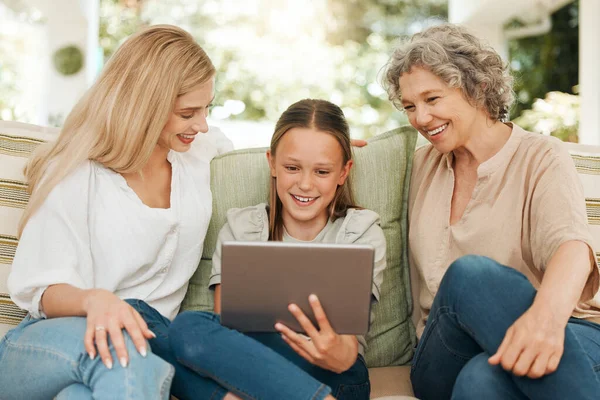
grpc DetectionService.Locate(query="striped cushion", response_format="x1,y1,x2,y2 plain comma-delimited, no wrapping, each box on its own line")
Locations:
565,142,600,265
0,121,58,337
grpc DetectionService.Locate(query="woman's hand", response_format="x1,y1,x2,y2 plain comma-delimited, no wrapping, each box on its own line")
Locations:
488,303,566,379
351,139,367,147
83,289,155,369
275,294,358,373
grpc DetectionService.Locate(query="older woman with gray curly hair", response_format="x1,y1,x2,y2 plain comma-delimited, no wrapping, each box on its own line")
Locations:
383,24,600,399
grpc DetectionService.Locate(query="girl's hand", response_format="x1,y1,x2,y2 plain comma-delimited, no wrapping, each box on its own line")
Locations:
83,289,155,369
275,294,358,373
488,303,565,379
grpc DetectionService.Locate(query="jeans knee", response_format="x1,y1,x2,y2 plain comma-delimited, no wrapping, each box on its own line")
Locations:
452,353,511,399
121,332,174,386
440,255,518,299
446,255,494,281
56,383,92,400
169,311,220,362
124,298,153,314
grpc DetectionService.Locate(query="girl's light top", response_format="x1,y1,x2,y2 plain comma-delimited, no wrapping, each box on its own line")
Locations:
209,203,387,355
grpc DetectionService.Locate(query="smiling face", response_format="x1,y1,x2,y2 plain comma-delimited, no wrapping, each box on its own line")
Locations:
267,127,352,237
399,67,486,154
157,77,215,153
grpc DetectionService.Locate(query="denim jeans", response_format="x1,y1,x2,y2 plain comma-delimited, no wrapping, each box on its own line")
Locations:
411,255,600,400
0,309,174,400
168,310,371,400
48,299,232,400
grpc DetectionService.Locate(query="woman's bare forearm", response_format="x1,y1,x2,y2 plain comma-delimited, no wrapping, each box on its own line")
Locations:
533,240,594,323
41,284,92,318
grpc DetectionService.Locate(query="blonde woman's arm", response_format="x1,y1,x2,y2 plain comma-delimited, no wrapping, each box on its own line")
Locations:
8,162,153,369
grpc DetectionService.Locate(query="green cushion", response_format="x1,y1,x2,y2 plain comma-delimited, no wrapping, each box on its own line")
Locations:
181,126,419,367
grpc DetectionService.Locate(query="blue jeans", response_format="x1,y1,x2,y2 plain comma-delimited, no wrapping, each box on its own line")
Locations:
0,308,174,400
168,310,371,400
411,255,600,400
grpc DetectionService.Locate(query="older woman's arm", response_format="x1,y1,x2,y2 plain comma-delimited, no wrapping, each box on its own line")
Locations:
489,240,594,378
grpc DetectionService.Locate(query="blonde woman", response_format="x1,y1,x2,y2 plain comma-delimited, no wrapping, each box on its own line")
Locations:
0,25,233,399
384,24,600,399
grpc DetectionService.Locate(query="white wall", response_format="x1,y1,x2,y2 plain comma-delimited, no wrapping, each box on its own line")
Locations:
579,0,600,145
20,0,97,126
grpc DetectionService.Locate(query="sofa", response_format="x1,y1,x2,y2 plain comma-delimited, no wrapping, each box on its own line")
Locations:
1,119,599,399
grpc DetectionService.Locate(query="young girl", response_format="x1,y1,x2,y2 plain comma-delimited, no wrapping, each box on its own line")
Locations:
169,99,387,400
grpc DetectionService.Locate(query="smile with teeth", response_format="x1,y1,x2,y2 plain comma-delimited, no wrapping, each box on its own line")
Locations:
427,124,448,136
178,133,195,139
292,194,316,203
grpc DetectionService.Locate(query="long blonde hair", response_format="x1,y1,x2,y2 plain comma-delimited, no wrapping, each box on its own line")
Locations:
268,99,358,241
19,25,215,236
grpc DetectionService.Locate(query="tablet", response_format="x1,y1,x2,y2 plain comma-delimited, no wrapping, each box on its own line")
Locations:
220,241,374,335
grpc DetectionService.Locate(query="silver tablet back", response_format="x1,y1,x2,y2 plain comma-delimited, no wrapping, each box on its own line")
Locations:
220,241,374,335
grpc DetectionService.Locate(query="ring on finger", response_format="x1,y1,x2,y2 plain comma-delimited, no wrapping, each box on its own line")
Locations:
95,326,106,332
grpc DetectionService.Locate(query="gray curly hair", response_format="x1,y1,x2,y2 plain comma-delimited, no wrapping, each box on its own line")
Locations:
383,24,514,122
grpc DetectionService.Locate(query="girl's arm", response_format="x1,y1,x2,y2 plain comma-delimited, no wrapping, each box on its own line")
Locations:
489,240,593,378
213,284,222,314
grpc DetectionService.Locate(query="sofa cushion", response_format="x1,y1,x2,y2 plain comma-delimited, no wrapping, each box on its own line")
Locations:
181,126,419,367
0,121,59,337
368,366,415,399
565,142,600,265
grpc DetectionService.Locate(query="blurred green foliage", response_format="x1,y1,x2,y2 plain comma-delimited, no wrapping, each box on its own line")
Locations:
513,90,579,142
508,1,579,122
99,0,447,138
52,45,84,76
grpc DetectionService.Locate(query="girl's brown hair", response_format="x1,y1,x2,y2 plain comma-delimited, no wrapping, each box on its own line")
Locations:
268,99,358,241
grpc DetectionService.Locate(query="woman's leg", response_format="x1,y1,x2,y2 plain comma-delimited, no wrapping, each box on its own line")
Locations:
0,314,174,400
125,299,228,400
56,383,93,400
169,311,333,400
411,255,600,400
451,353,527,400
451,318,600,400
248,331,370,400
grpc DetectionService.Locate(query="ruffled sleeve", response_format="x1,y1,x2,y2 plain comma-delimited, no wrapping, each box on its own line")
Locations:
8,162,95,318
208,203,269,288
336,209,387,302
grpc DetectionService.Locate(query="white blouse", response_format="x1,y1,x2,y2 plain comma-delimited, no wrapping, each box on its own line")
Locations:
8,126,233,320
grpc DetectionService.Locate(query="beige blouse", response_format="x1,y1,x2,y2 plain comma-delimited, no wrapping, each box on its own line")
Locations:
408,123,600,337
